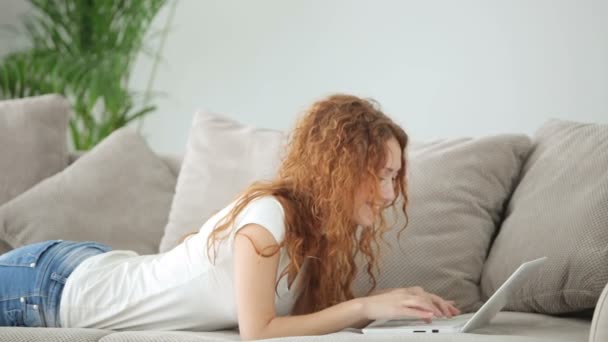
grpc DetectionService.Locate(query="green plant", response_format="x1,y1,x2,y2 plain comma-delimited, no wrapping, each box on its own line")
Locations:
0,0,167,150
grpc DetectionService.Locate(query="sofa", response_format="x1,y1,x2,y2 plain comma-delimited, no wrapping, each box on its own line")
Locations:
0,94,607,342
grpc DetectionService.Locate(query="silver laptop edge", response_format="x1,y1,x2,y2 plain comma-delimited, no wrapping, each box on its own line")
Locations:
460,256,547,332
362,256,548,334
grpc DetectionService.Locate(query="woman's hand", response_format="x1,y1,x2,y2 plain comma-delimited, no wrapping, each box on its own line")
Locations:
362,287,461,323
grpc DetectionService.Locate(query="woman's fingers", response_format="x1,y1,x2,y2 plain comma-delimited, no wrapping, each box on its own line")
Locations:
402,297,440,318
412,290,447,318
392,288,463,321
399,307,434,324
449,304,461,315
408,288,443,317
428,294,450,318
426,293,462,318
443,299,461,315
427,292,463,318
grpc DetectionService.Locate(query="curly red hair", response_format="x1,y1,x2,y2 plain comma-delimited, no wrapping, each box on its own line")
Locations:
207,94,409,313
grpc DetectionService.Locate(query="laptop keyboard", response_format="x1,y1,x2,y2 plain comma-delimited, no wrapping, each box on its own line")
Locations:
378,316,467,327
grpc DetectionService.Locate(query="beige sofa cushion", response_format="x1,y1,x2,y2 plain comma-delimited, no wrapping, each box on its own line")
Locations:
0,95,71,253
0,311,592,341
481,119,608,314
159,111,285,252
0,128,177,255
353,135,532,312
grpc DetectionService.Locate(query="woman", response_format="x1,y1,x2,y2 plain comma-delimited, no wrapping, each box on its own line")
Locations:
0,94,459,339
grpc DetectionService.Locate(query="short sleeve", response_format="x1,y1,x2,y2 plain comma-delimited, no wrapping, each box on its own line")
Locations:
232,196,286,244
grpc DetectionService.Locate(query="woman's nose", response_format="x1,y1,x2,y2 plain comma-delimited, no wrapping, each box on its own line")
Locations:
381,184,395,204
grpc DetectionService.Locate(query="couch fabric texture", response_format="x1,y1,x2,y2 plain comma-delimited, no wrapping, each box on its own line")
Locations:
0,94,71,254
481,119,608,314
159,110,285,252
0,127,176,255
0,312,592,341
353,135,532,313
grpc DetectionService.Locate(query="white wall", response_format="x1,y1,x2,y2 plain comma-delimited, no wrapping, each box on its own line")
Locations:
3,0,608,153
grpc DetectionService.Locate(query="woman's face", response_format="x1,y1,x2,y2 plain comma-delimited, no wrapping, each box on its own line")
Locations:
353,137,402,227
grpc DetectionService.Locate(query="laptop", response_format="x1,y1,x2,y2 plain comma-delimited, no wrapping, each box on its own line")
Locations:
362,256,547,334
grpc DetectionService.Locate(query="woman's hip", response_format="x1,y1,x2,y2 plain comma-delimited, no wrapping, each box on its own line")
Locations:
0,240,112,327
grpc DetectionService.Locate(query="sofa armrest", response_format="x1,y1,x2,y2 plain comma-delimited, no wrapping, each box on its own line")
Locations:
590,282,608,342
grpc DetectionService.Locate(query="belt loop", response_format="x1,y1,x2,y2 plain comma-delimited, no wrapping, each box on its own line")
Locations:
50,272,67,284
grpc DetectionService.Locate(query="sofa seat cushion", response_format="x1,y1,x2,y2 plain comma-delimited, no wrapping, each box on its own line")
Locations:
0,327,112,341
0,312,590,341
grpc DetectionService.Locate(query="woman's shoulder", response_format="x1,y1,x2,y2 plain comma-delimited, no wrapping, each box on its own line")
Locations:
238,195,286,222
245,195,284,212
234,195,287,242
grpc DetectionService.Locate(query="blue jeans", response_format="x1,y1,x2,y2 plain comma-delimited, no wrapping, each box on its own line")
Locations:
0,240,111,327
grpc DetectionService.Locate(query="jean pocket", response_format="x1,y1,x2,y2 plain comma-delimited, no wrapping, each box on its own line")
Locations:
4,303,43,327
5,310,21,326
23,303,42,327
0,240,62,268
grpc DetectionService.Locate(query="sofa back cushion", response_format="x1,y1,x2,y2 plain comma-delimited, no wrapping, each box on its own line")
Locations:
481,119,608,314
159,111,285,252
69,151,183,178
0,94,71,254
352,135,532,312
0,128,177,254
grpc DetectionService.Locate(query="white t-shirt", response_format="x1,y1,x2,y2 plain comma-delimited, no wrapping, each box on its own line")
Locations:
60,196,303,331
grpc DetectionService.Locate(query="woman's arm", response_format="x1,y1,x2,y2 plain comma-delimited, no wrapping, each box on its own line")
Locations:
234,224,457,340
